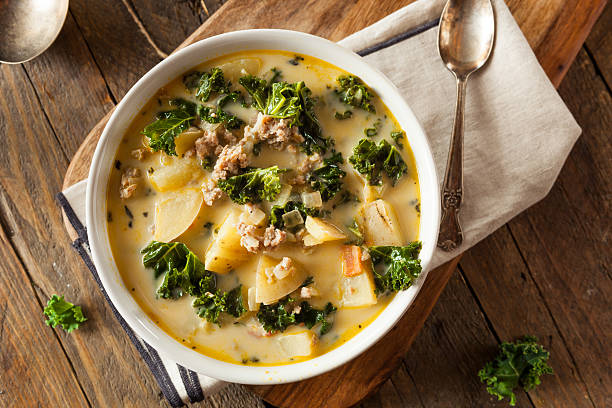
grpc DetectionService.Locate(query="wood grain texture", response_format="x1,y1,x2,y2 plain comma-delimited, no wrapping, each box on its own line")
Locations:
586,3,612,86
42,0,607,407
0,216,90,407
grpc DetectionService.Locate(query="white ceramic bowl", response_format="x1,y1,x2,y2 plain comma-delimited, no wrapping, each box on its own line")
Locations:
87,29,440,385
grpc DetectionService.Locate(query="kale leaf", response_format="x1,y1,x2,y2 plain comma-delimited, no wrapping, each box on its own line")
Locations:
479,336,553,406
43,294,87,333
197,104,243,130
256,297,297,333
294,301,337,335
257,296,337,335
192,285,246,325
217,166,287,204
308,152,346,201
141,241,216,299
370,242,422,293
239,75,328,155
349,138,407,186
335,75,376,113
193,68,231,102
334,110,352,120
269,201,319,229
142,98,196,156
390,130,405,149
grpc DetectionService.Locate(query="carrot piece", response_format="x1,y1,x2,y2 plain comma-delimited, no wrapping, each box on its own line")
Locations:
341,245,370,277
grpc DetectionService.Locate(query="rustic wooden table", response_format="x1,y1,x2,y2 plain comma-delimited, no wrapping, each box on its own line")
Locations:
1,1,610,407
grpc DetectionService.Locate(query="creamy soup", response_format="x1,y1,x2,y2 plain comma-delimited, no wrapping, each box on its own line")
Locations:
107,50,422,365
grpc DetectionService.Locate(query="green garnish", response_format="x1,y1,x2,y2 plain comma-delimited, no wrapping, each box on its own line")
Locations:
193,285,246,326
43,295,87,333
142,98,196,156
390,130,405,149
308,152,346,201
370,242,422,294
335,75,375,113
257,296,337,335
479,336,553,406
349,138,407,186
217,166,287,204
334,110,353,120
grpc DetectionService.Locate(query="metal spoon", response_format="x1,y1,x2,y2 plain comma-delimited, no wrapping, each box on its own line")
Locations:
0,0,69,64
436,0,495,251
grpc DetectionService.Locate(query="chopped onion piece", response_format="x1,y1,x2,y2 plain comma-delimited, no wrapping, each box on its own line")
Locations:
282,209,304,228
247,287,259,311
302,191,323,208
242,204,266,225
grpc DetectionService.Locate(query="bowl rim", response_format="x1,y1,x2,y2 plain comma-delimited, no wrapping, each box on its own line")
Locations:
86,28,440,385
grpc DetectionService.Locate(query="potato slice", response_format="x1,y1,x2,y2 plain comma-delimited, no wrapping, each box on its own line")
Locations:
340,245,377,307
218,58,262,83
174,127,203,156
362,199,403,246
255,256,306,305
204,211,249,274
304,216,346,243
149,158,204,192
154,189,203,242
278,331,317,358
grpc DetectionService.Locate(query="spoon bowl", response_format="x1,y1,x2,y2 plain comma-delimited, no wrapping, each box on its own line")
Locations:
438,0,495,78
0,0,69,64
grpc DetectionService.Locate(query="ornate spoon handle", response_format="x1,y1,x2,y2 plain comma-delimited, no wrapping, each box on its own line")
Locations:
438,75,467,251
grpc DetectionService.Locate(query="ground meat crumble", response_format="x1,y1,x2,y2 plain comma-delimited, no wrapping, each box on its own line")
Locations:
119,167,141,199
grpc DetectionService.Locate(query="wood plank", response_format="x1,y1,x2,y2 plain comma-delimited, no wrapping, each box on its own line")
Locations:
23,12,115,159
506,47,612,407
506,0,607,87
398,271,535,408
68,0,164,100
0,218,90,407
0,63,166,407
585,3,612,87
460,228,594,407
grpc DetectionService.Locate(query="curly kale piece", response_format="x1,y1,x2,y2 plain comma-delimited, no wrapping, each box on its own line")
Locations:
141,241,216,299
192,285,246,326
370,242,422,294
217,166,287,204
390,130,405,149
335,75,376,113
269,201,319,229
142,98,196,156
294,301,337,335
308,152,346,201
349,138,407,186
257,296,337,335
187,67,231,102
479,336,553,406
256,297,297,333
239,75,328,155
197,103,244,130
43,295,87,333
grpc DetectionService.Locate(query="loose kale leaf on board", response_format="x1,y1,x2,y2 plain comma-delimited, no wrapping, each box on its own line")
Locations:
369,242,422,293
478,336,553,406
43,294,87,333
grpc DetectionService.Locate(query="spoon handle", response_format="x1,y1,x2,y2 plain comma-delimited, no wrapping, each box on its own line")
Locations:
438,76,467,251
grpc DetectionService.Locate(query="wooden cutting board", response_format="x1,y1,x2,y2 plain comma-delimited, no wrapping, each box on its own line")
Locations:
61,0,605,407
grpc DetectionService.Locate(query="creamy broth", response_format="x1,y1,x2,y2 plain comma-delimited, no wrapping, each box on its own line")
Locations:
107,50,421,365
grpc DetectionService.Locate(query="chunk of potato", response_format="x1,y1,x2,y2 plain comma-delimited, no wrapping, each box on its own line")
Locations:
255,256,306,305
340,272,377,308
362,199,403,246
154,188,204,242
149,158,205,192
204,211,249,274
218,58,262,83
277,331,317,358
362,183,386,203
304,216,346,243
174,127,203,156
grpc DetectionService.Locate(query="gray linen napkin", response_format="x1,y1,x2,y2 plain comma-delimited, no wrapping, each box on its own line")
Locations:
58,0,580,405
